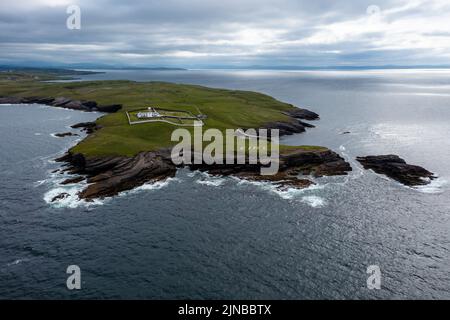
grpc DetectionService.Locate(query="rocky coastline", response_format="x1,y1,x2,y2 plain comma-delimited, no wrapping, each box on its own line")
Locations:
4,94,435,201
56,147,352,200
3,94,347,201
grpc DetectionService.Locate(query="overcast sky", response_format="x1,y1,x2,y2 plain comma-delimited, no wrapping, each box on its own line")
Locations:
1,0,450,67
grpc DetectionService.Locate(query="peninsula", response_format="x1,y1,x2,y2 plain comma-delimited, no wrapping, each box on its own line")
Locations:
1,69,351,200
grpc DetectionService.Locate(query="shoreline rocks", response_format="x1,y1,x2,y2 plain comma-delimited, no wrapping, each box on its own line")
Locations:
57,147,352,200
71,122,103,134
356,155,435,186
54,132,78,138
261,108,320,136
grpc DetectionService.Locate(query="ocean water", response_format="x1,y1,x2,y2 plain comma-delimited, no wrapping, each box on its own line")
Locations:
0,69,449,299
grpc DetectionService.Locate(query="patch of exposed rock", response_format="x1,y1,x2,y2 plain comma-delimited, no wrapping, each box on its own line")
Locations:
261,108,320,136
356,155,435,186
51,193,69,203
283,108,320,121
56,150,178,200
71,122,102,134
54,132,78,138
60,176,85,185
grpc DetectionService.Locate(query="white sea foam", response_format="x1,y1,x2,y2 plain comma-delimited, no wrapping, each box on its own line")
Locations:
34,178,50,187
196,178,225,187
301,196,327,208
7,259,29,266
233,176,327,201
415,178,448,194
133,177,179,192
44,177,180,208
43,181,105,208
187,170,226,187
195,172,225,187
42,170,104,208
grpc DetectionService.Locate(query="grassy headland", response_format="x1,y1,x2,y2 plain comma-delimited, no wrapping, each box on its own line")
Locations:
0,69,324,157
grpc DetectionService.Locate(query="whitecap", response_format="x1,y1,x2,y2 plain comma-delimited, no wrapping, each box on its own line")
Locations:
233,176,326,200
196,178,225,187
133,177,179,192
43,172,105,208
7,259,29,266
44,186,85,208
34,178,50,187
186,171,198,178
301,195,327,208
415,178,447,194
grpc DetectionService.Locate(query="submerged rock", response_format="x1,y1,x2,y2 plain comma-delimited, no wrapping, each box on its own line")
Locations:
51,193,70,202
356,155,435,186
54,132,78,138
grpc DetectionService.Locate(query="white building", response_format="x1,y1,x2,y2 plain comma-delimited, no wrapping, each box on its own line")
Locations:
136,109,161,119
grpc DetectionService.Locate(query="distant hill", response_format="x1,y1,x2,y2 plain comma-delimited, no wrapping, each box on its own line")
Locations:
0,66,100,75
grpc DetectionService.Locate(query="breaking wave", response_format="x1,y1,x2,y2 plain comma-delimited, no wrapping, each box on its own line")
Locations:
415,177,448,194
233,177,328,206
301,196,327,208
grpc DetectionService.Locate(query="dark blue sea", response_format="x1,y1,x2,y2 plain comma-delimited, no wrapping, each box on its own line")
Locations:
1,69,449,299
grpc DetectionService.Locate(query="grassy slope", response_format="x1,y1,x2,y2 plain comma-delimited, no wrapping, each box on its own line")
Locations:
0,71,325,157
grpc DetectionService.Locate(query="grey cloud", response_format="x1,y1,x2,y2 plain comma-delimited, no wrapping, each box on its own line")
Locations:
0,0,449,66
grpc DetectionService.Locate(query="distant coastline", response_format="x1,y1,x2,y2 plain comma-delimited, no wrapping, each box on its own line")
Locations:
3,64,450,73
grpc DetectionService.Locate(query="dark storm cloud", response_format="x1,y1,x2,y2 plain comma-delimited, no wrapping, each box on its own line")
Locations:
1,0,450,66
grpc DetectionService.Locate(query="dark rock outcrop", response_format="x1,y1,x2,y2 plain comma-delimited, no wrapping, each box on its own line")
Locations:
263,121,307,135
260,107,320,136
70,122,102,134
283,108,320,121
22,97,56,105
61,176,85,185
51,97,72,107
281,149,352,176
54,132,78,138
58,150,177,200
96,104,122,113
356,155,435,186
0,96,25,104
51,193,70,202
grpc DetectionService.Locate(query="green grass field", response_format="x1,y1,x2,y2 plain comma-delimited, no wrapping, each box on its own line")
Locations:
0,70,325,157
